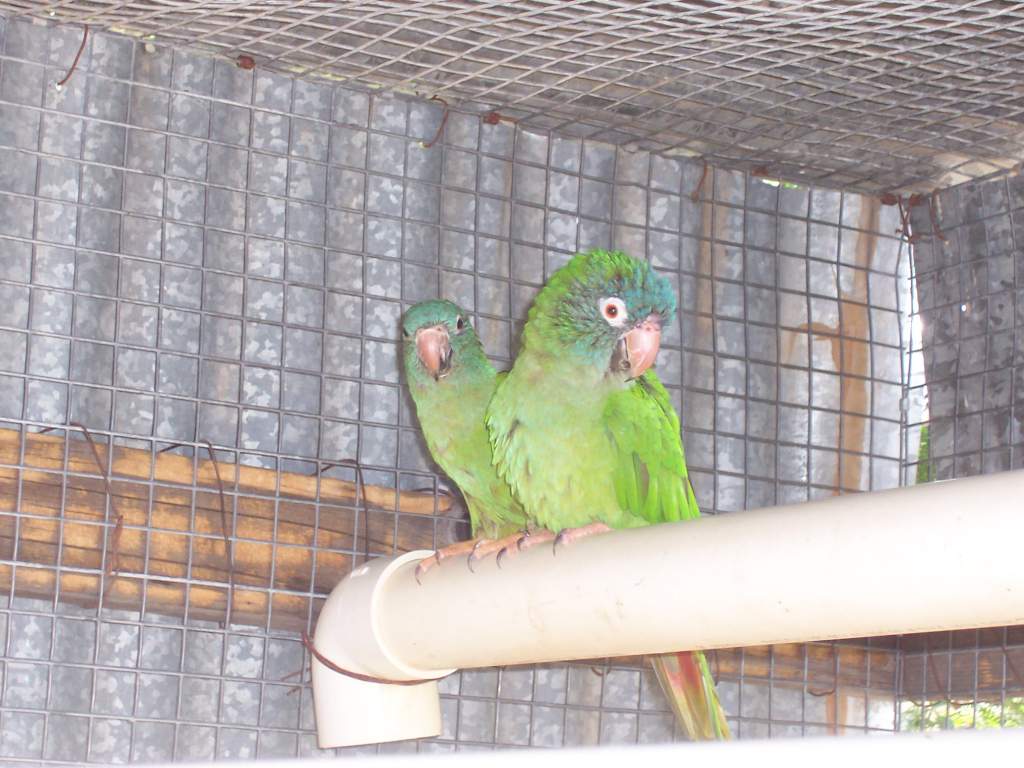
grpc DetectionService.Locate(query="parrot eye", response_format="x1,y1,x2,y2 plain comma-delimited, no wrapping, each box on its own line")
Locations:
599,297,628,327
455,316,466,332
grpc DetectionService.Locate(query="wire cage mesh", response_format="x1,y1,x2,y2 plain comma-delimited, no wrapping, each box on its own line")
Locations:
3,0,1024,195
894,167,1024,735
0,2,1020,762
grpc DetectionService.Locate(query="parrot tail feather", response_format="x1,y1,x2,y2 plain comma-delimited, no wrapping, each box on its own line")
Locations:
650,651,731,741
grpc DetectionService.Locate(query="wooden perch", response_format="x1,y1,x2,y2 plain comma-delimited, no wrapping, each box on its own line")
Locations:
0,427,450,514
0,426,457,632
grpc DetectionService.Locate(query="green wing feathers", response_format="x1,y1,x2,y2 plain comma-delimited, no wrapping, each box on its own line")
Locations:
604,371,700,525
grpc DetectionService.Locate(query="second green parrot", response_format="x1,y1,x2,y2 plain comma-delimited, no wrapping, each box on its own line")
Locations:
486,249,731,741
402,300,527,576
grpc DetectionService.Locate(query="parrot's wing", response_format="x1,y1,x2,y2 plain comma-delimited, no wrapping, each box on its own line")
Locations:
603,370,701,524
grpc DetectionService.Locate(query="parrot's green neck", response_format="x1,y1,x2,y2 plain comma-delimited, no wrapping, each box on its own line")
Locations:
520,331,627,395
408,362,497,441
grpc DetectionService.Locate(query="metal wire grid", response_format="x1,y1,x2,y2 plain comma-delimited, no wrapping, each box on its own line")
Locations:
897,628,1024,731
3,1,1024,196
432,644,902,748
0,11,928,760
672,171,912,510
905,168,1022,480
894,168,1024,730
889,166,1024,730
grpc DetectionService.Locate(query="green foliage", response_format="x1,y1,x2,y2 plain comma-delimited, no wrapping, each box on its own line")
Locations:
915,425,933,484
900,697,1024,730
755,177,803,190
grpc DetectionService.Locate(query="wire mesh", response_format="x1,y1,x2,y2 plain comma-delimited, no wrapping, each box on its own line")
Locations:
905,168,1022,481
0,8,1013,762
897,628,1024,732
895,168,1024,733
2,1,1024,196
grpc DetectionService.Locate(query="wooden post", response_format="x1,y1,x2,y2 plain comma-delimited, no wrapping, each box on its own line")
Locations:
0,427,454,631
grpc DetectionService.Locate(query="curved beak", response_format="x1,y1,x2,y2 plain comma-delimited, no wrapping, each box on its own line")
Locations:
415,325,452,380
614,315,663,379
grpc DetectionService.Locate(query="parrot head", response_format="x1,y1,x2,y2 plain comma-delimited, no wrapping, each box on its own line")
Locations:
402,300,487,383
525,249,677,379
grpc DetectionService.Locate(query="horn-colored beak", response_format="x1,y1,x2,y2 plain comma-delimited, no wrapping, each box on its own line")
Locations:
620,315,662,379
415,325,452,380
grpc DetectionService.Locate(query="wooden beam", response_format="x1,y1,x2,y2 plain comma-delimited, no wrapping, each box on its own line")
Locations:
0,426,458,631
0,564,315,633
0,427,451,515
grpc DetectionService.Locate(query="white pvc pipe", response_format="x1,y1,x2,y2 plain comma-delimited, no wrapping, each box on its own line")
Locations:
312,470,1024,747
311,553,454,747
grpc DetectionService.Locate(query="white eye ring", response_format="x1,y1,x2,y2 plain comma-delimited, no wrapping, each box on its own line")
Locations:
599,297,628,327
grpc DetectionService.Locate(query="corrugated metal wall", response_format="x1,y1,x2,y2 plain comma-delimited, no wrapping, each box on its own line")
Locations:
909,172,1023,480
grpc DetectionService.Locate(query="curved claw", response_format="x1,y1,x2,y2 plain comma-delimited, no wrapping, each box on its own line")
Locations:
514,528,557,555
466,538,490,573
415,546,447,584
495,546,510,569
552,530,566,556
552,522,613,555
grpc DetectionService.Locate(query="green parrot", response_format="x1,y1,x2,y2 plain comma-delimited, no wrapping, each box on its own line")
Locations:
401,300,528,578
486,249,731,741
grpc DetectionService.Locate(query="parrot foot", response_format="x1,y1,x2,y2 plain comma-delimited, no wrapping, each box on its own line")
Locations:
495,528,556,567
553,522,613,554
414,539,483,584
467,533,527,571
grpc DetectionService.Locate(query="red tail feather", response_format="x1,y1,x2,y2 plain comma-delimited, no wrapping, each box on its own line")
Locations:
651,650,730,741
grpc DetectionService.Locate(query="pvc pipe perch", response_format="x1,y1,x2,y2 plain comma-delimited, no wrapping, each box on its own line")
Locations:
312,470,1024,748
